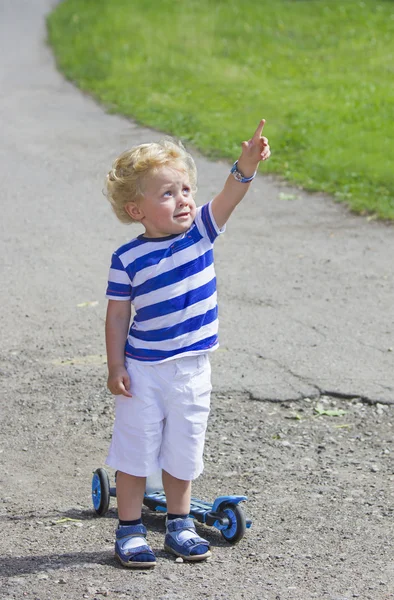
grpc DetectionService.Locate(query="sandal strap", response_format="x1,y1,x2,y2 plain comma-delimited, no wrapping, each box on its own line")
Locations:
166,517,195,533
116,524,147,539
180,537,208,549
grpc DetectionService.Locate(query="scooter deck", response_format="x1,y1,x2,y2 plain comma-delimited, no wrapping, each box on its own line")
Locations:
143,491,213,513
142,491,251,528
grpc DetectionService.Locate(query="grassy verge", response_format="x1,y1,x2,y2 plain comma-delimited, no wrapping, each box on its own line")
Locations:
47,0,394,219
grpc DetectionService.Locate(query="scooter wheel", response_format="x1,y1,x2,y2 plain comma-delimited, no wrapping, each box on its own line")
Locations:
220,503,247,544
92,468,110,516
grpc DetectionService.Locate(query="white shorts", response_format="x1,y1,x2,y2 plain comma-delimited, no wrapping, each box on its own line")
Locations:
106,354,212,481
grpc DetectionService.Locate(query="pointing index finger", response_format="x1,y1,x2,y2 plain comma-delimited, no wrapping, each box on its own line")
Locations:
252,119,266,141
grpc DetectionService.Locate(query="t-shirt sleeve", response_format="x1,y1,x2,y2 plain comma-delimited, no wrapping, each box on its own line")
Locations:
106,252,132,301
195,200,226,243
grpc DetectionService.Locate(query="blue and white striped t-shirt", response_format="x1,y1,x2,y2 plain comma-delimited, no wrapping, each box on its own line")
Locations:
106,201,225,363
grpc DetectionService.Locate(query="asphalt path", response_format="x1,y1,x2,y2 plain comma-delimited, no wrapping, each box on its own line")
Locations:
1,0,393,406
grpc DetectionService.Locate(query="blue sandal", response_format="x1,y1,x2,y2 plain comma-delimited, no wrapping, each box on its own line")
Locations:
115,524,156,568
164,517,211,561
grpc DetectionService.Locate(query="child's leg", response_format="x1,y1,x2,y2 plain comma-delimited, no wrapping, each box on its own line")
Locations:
114,471,156,568
162,470,191,515
160,355,212,561
162,470,211,561
116,471,146,521
106,360,166,568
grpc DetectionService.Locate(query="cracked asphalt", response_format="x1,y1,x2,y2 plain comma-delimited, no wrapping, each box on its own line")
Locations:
0,2,393,599
1,0,393,406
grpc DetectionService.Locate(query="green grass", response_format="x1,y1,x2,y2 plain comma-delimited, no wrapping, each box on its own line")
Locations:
47,0,394,219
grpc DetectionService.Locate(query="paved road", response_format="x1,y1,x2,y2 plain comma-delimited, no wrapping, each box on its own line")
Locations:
1,0,393,404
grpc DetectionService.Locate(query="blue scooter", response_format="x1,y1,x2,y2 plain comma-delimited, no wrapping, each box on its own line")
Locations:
91,468,251,544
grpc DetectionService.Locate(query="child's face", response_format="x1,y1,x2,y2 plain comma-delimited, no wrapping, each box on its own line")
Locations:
129,166,196,238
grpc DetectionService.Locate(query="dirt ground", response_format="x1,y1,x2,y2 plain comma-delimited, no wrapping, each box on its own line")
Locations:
1,347,393,600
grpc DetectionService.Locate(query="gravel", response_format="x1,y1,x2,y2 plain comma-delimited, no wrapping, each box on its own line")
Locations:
1,349,393,599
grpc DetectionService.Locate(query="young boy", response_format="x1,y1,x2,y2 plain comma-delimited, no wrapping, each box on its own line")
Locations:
104,120,270,568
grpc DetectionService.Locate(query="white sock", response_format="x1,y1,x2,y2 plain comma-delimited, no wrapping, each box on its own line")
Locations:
121,535,147,551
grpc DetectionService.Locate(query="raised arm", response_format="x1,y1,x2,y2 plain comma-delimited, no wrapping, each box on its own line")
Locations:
210,119,271,229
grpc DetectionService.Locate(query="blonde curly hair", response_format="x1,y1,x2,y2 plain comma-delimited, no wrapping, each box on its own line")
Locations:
105,139,198,224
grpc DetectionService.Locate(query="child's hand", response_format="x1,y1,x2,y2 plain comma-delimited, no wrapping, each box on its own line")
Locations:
107,365,133,397
211,119,271,228
239,119,271,171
